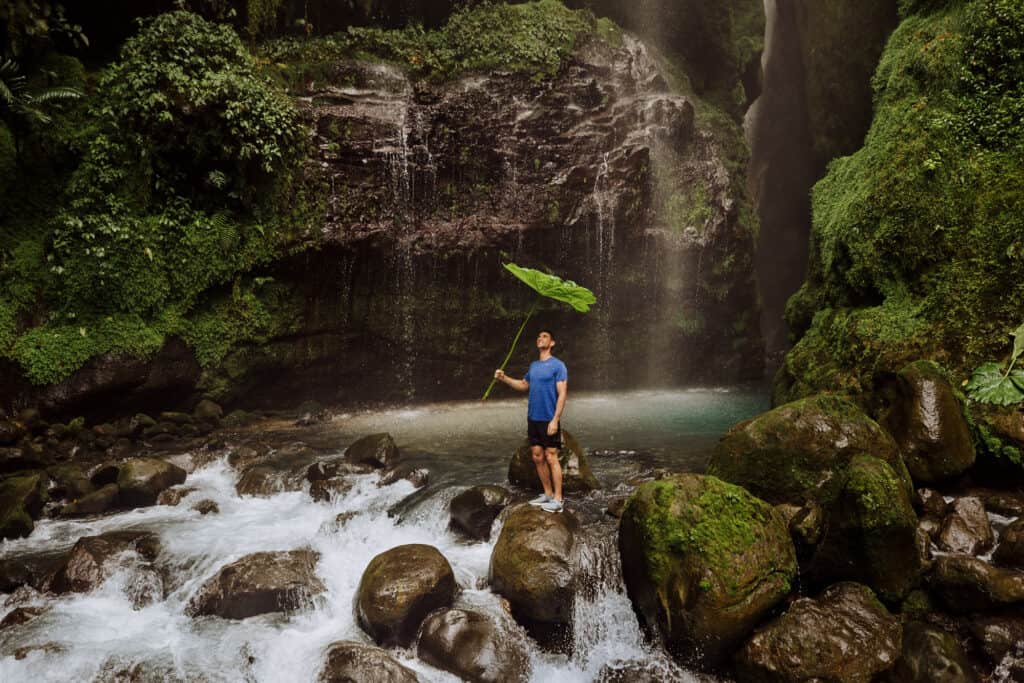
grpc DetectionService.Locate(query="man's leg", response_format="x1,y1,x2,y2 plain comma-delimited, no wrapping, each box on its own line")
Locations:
545,447,563,501
532,445,554,498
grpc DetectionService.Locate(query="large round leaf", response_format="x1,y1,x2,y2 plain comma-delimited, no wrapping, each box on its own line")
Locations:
504,263,596,313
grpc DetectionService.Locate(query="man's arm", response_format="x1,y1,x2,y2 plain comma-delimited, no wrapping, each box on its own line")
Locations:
548,380,567,435
494,369,529,392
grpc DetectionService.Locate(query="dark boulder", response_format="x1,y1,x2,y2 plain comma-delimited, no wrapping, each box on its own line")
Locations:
416,608,530,683
355,544,457,647
449,485,511,541
0,419,26,446
317,641,419,683
1,444,52,475
59,483,119,517
0,471,48,540
46,464,94,501
888,620,976,683
193,399,223,422
937,497,994,556
0,547,70,592
187,549,324,620
191,499,219,515
345,433,400,469
508,430,597,493
735,582,901,682
918,488,949,518
880,361,975,483
993,518,1024,568
968,615,1024,665
489,504,579,650
51,530,163,605
619,474,796,668
116,457,187,508
929,555,1024,612
310,477,352,503
0,605,46,631
379,463,429,488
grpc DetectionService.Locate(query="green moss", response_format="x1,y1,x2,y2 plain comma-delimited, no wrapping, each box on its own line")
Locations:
845,455,914,530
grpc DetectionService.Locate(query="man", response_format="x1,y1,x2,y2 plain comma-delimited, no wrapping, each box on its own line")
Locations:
493,329,568,513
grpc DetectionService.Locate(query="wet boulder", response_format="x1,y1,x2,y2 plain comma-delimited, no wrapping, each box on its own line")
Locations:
379,463,429,488
937,497,994,556
46,464,94,501
968,615,1024,665
59,483,119,517
116,457,187,508
0,547,70,592
416,608,530,683
191,499,219,515
310,477,352,503
618,474,797,668
449,485,511,541
157,486,197,506
51,530,162,605
344,433,400,469
993,518,1024,568
187,549,324,620
317,641,419,683
355,544,457,647
508,430,597,493
918,488,949,518
708,394,909,507
888,620,976,683
0,471,48,540
489,504,579,650
735,582,901,682
929,555,1024,612
808,455,922,601
880,361,975,483
0,605,47,631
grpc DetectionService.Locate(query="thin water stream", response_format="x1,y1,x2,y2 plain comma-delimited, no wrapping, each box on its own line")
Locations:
0,388,768,682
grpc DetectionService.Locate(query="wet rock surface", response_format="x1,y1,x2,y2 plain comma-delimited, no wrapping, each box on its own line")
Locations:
186,549,324,619
50,530,163,606
115,457,187,508
937,497,994,556
317,641,420,683
449,485,511,541
344,433,400,469
993,518,1024,568
968,615,1024,665
929,555,1024,612
416,608,529,683
59,482,119,517
888,620,976,683
735,582,901,682
0,471,47,539
355,543,457,647
508,430,598,493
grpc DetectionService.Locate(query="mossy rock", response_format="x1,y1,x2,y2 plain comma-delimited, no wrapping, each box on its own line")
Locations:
708,393,910,509
508,430,598,493
116,457,187,508
618,473,796,669
345,433,400,469
889,620,975,683
0,472,48,540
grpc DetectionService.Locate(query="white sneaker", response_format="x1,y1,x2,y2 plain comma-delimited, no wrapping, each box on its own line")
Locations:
529,494,551,506
541,499,564,514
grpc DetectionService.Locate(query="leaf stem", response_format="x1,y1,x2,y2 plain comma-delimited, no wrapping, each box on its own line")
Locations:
482,295,541,401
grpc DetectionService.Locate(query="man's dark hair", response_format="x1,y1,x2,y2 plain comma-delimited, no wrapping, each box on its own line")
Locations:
538,328,556,340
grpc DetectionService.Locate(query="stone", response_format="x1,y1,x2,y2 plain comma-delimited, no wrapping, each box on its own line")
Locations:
880,360,974,483
129,413,157,436
59,483,119,517
51,531,162,598
191,499,219,515
929,555,1024,612
968,615,1024,664
45,464,93,501
355,544,456,647
187,549,324,620
0,548,70,592
489,504,579,649
0,419,26,446
193,399,223,422
0,471,47,540
116,457,188,508
888,620,976,683
378,463,429,488
918,488,949,518
449,485,511,541
344,433,400,469
316,641,419,683
594,660,687,683
508,430,598,493
993,518,1024,568
0,605,46,631
619,474,797,668
735,582,901,682
416,608,530,683
937,497,994,556
157,486,197,506
310,477,352,503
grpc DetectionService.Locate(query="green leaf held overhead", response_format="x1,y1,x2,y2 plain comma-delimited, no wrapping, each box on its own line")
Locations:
503,262,597,312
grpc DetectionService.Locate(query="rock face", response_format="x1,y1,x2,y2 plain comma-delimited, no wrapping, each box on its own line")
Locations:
888,620,976,683
0,472,47,539
416,608,529,683
355,544,457,647
929,555,1024,613
489,504,578,649
880,361,976,483
508,430,598,493
187,549,324,619
116,457,187,508
618,474,797,668
449,485,511,541
317,641,420,683
735,582,901,682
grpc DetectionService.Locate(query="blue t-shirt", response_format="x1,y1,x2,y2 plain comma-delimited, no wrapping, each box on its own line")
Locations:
524,357,568,421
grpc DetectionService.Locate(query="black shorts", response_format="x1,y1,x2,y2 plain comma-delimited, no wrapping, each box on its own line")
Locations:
528,420,562,449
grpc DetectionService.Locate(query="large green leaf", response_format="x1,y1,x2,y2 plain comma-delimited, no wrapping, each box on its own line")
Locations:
504,262,597,313
1012,322,1024,363
967,362,1024,406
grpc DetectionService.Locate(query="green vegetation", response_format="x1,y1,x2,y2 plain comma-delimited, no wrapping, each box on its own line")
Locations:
966,322,1024,405
779,0,1024,403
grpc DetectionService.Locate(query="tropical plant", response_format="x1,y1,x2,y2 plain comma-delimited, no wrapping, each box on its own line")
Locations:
481,262,596,400
1,1,88,57
0,57,81,158
966,322,1024,405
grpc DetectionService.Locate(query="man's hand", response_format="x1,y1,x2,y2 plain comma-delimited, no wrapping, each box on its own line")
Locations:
547,419,559,436
494,369,506,382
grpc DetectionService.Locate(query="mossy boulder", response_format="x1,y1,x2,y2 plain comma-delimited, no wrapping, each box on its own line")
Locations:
618,473,796,668
116,457,187,508
60,483,120,517
355,544,457,647
880,361,975,483
809,455,921,602
888,620,976,683
416,608,530,683
708,393,909,509
0,472,48,540
449,485,511,541
508,430,597,493
317,641,419,683
736,582,901,682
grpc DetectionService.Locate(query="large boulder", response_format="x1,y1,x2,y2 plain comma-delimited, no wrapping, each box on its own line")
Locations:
187,549,324,619
937,497,994,556
60,483,120,517
317,641,419,683
416,608,530,683
449,485,511,541
508,430,598,493
708,394,910,506
0,471,48,540
0,547,70,592
808,455,922,601
116,457,187,508
888,620,976,683
345,433,400,469
618,474,797,668
880,361,976,483
929,555,1024,612
355,544,457,647
993,518,1024,568
736,582,901,682
51,531,163,606
489,504,579,649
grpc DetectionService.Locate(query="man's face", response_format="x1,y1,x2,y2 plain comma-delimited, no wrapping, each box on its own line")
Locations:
536,332,554,350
